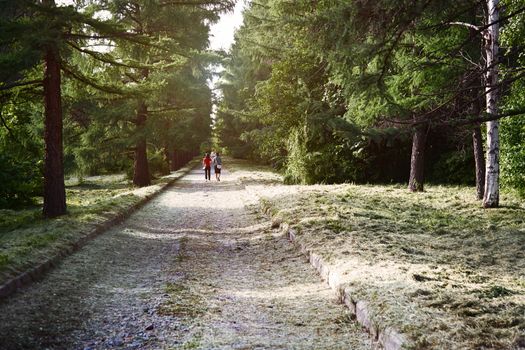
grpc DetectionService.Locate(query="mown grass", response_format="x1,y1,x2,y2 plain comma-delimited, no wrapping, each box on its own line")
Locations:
240,163,525,349
0,171,181,286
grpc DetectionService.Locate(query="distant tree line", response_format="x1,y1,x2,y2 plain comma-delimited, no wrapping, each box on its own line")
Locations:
0,0,234,216
216,0,525,207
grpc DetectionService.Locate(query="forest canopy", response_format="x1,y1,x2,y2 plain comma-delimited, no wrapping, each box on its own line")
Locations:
1,0,525,215
0,0,234,215
215,0,525,206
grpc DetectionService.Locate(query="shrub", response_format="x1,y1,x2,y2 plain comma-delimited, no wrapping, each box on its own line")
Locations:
501,117,525,197
148,149,170,177
0,154,42,208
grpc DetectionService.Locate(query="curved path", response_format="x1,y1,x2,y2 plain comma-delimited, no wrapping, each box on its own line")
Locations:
0,168,372,349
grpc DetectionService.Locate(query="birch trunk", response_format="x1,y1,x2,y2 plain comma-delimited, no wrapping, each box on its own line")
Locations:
483,0,500,208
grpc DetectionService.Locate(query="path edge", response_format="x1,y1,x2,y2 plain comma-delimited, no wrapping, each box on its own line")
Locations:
281,222,408,350
0,161,198,301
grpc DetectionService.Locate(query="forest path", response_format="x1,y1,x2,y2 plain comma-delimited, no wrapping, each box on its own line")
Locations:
0,167,372,350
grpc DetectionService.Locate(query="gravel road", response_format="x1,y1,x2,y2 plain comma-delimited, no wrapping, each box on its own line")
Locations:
0,168,373,350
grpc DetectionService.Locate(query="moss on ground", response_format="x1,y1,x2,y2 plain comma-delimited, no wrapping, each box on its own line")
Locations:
239,162,525,349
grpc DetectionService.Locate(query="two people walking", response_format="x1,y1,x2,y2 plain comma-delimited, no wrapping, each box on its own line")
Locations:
202,152,222,182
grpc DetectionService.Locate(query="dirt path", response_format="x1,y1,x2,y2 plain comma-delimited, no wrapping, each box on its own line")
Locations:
0,168,372,349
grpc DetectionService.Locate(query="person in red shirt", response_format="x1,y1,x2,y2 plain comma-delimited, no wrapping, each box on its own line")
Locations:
202,153,212,181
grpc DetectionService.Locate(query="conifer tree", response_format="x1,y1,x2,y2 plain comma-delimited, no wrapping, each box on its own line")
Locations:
0,0,233,214
101,0,233,186
42,0,66,217
218,0,525,200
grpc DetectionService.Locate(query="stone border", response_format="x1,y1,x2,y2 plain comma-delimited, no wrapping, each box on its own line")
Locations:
282,223,407,350
0,161,198,301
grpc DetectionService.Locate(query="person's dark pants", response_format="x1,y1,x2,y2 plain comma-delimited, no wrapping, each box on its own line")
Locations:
205,166,211,180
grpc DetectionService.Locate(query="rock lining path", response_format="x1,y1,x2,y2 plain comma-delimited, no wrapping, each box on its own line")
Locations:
0,168,373,349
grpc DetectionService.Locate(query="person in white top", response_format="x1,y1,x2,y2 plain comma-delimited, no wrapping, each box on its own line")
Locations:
210,151,216,174
213,153,222,181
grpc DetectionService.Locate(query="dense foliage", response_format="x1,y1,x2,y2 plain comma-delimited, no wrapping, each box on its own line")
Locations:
216,0,525,197
0,0,233,211
2,0,525,211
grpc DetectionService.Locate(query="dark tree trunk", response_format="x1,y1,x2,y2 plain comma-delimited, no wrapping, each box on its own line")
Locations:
42,20,66,218
170,148,177,171
132,99,151,187
176,150,182,169
164,145,170,171
468,70,485,201
408,125,427,192
472,125,485,200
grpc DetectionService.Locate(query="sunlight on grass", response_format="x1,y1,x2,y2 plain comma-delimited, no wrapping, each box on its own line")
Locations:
0,174,153,284
238,161,525,349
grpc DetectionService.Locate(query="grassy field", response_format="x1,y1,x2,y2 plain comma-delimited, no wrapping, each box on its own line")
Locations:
0,168,191,287
232,160,525,349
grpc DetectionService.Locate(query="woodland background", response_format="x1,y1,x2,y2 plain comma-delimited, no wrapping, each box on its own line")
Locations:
216,0,525,205
1,0,525,216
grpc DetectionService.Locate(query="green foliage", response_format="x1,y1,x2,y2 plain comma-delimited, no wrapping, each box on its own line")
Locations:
429,149,475,185
283,129,308,184
500,2,525,197
0,0,232,207
284,114,366,185
0,153,42,208
217,0,525,191
148,148,170,177
1,0,525,206
501,116,525,196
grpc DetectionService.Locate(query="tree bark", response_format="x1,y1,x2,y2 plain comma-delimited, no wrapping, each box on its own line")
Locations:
164,145,171,171
408,125,427,192
42,0,66,218
483,0,500,208
472,125,485,200
170,148,178,171
132,99,151,187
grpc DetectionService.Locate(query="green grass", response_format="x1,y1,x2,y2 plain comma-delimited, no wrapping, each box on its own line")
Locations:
0,173,176,285
0,158,200,286
238,162,525,349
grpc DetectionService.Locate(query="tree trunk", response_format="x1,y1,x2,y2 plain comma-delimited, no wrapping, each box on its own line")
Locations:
132,99,151,187
408,125,427,192
164,145,170,171
483,0,500,208
472,125,485,200
42,0,66,218
170,148,177,171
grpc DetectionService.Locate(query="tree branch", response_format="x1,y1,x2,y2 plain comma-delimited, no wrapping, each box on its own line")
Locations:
448,21,481,31
0,79,42,92
66,41,151,69
447,6,525,34
0,108,21,144
61,63,135,96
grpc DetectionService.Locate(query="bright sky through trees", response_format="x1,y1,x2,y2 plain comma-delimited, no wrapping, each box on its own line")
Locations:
209,0,246,51
55,0,245,120
208,1,246,122
56,0,245,51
